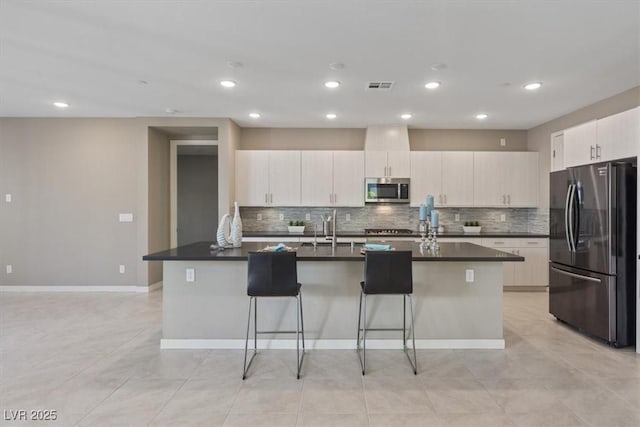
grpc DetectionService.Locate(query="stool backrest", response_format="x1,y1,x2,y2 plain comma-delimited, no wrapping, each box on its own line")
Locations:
363,251,413,294
247,251,299,297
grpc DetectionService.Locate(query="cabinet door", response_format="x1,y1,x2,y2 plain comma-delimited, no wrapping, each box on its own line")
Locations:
300,151,333,206
597,107,640,162
387,151,411,177
473,152,506,207
506,152,538,207
514,247,548,286
563,120,597,167
365,151,388,177
550,132,564,172
441,152,474,206
235,151,270,206
268,151,301,206
410,151,442,206
333,151,365,206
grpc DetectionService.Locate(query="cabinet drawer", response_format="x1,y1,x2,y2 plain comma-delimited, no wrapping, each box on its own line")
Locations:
481,238,522,247
520,239,548,248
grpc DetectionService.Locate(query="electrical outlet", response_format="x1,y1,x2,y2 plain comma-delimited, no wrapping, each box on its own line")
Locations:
500,138,506,146
465,269,474,283
305,213,311,221
500,214,506,222
279,213,284,221
257,213,262,221
6,265,12,274
5,194,11,203
454,213,460,222
186,268,195,282
118,213,134,222
119,265,125,274
346,213,351,222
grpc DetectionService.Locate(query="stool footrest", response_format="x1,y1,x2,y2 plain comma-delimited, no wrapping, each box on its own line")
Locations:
256,330,298,335
362,327,405,332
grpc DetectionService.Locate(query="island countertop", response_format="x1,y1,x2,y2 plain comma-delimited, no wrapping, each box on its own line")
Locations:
143,241,525,262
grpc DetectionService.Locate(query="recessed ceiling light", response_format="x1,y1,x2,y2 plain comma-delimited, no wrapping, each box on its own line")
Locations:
329,62,345,70
220,80,236,88
524,82,543,91
326,113,337,120
53,101,69,108
324,81,340,89
249,113,260,119
476,113,488,120
226,61,243,69
430,63,448,71
400,113,412,120
424,81,441,90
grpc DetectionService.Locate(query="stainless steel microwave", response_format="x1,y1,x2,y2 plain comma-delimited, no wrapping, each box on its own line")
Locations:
365,178,410,203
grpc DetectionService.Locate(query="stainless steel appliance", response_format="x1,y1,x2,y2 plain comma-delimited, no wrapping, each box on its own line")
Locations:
365,178,409,203
549,161,636,347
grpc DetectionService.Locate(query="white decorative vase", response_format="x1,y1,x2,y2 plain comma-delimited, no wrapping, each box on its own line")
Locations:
216,214,232,248
231,202,243,247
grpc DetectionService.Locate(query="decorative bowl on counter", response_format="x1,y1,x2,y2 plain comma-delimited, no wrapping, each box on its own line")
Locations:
462,226,482,233
287,226,305,233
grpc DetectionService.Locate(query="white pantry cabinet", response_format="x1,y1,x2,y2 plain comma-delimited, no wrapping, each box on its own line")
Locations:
365,151,410,178
596,107,640,162
473,152,538,207
550,131,565,172
236,150,301,206
563,120,598,167
301,151,364,206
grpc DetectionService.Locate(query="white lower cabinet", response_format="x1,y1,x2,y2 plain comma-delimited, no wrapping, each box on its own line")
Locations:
481,238,548,288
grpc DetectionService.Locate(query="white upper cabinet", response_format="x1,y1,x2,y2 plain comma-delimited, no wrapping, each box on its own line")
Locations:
332,151,365,206
235,150,301,206
235,150,270,206
596,107,640,162
563,120,598,167
386,151,411,177
441,152,474,206
365,151,410,178
473,152,538,207
300,151,333,206
301,151,364,207
550,131,564,172
410,151,442,206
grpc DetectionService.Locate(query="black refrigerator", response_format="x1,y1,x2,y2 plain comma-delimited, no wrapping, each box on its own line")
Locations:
549,160,636,347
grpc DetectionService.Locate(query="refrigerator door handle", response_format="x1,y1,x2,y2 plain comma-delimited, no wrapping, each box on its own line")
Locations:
566,184,575,252
551,266,602,283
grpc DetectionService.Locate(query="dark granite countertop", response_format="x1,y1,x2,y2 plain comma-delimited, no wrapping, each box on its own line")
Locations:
243,231,549,239
143,241,525,262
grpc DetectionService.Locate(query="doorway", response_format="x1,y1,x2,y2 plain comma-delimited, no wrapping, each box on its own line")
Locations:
170,140,218,247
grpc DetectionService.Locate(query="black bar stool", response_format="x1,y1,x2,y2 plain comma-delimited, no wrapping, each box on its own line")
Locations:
357,250,417,375
243,251,305,380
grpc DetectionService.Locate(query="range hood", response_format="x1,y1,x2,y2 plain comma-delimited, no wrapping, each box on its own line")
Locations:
364,125,410,151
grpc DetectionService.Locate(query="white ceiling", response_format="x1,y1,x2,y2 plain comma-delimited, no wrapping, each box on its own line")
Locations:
1,0,639,129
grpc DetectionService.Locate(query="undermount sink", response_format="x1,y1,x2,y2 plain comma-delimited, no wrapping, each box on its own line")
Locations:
301,242,353,247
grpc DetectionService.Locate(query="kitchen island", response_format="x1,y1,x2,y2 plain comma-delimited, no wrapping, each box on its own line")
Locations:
144,241,524,350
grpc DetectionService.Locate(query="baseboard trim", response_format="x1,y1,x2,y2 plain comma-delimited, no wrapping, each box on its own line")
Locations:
160,338,505,350
0,285,153,293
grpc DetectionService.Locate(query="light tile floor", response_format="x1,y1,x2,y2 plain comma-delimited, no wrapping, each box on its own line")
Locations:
1,291,638,426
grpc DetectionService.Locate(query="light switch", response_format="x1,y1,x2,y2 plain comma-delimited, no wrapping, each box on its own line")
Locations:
500,138,506,146
257,213,262,221
305,213,311,221
119,265,125,274
346,213,351,222
119,213,134,222
500,214,506,222
6,265,12,274
465,269,474,283
454,214,460,222
4,194,11,203
279,213,284,221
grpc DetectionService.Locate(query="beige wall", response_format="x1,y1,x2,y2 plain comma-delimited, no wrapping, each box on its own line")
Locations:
409,129,527,151
527,86,640,208
0,117,233,287
240,127,528,151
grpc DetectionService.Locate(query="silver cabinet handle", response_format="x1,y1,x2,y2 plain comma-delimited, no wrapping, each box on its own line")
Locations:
507,194,511,205
265,193,268,204
389,166,392,177
444,194,447,204
596,144,601,159
270,193,273,204
384,166,387,177
333,193,337,204
438,194,442,204
526,241,539,245
502,194,506,204
494,241,505,245
551,266,601,283
590,145,595,160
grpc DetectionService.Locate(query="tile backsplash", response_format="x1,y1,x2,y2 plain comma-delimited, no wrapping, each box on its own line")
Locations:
239,206,549,234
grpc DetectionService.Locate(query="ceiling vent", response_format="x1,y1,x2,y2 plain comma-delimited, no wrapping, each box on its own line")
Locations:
366,81,394,90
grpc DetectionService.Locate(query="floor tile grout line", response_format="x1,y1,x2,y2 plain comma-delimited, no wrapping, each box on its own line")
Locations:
146,378,189,426
72,376,131,427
